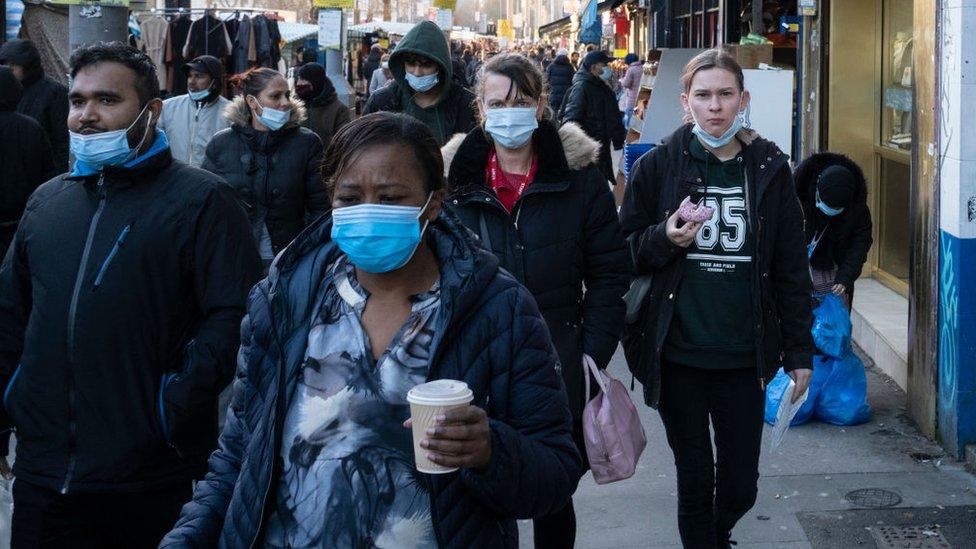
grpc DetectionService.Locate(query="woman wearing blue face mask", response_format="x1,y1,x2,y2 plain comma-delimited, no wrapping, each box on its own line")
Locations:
620,49,815,548
202,67,328,269
442,53,631,549
793,155,873,307
161,111,582,548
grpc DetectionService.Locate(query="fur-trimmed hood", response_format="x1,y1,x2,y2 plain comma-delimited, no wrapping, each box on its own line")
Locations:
793,151,868,206
441,120,600,185
224,95,307,129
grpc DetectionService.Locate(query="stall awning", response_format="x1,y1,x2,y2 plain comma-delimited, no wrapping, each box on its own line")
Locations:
538,0,624,36
348,20,416,36
278,22,318,43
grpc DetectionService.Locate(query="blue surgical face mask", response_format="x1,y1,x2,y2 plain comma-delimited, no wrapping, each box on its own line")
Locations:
250,95,290,131
188,86,211,102
484,107,538,149
690,100,745,149
69,103,153,169
815,189,845,216
601,66,612,80
331,194,434,273
405,71,439,93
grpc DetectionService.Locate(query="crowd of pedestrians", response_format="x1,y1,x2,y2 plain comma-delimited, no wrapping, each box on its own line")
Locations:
0,19,873,549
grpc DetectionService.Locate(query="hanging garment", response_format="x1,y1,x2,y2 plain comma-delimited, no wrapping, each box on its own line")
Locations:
139,16,169,91
252,14,274,69
231,15,254,74
166,15,193,95
182,14,232,61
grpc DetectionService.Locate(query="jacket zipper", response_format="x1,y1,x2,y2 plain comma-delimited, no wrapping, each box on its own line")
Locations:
63,174,108,494
93,225,131,288
190,102,201,163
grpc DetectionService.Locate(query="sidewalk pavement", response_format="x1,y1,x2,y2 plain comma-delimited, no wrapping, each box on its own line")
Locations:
519,346,976,548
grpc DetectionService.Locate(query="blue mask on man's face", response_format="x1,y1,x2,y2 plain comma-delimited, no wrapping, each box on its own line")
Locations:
816,189,845,216
405,71,439,92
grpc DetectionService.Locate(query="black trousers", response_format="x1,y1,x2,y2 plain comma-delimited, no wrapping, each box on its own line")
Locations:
658,361,765,549
11,478,192,548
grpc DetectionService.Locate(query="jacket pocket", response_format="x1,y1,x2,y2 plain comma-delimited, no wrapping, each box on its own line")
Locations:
3,365,22,415
93,225,131,288
157,372,177,442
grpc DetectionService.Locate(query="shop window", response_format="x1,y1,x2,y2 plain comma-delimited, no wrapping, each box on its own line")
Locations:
875,0,914,290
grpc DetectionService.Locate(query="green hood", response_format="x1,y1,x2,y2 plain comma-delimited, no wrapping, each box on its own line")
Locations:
389,20,452,104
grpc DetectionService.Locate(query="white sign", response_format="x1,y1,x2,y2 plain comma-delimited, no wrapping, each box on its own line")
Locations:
436,8,452,30
318,8,343,50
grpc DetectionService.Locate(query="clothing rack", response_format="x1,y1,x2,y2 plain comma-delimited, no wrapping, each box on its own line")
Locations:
135,8,277,64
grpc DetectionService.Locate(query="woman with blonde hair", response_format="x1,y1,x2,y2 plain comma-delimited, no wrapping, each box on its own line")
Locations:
620,49,814,548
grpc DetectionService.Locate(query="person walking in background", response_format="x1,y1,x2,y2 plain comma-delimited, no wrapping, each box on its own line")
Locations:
620,49,814,548
570,51,581,70
560,50,626,185
368,53,393,96
546,48,574,115
793,153,873,305
157,55,231,167
363,20,477,146
360,43,383,101
161,112,581,548
619,53,643,130
442,53,630,548
203,67,328,268
296,62,352,151
0,39,69,173
0,42,261,548
0,66,55,254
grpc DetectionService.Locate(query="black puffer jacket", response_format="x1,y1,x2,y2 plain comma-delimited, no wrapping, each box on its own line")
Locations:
0,143,262,493
0,40,69,173
203,96,328,256
0,66,55,253
619,124,814,407
560,70,626,184
545,55,574,114
442,120,630,417
161,211,582,548
794,152,873,289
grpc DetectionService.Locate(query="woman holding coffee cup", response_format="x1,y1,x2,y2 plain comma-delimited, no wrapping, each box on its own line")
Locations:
161,112,582,548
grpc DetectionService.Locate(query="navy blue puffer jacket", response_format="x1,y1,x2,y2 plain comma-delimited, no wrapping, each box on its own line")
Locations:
161,210,582,548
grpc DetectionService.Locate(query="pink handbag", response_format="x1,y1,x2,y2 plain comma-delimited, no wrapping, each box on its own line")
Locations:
581,354,647,484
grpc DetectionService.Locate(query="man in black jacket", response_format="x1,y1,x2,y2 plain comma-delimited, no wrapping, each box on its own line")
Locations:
0,42,262,548
561,50,626,184
0,66,55,255
0,39,70,173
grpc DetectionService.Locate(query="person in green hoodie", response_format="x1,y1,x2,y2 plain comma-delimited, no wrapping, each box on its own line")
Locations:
363,20,477,145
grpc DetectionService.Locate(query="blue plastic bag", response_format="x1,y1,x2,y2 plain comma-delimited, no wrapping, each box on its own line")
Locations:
814,350,871,426
812,294,852,358
764,356,833,426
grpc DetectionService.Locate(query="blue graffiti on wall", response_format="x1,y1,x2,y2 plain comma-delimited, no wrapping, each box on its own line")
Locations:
939,234,958,414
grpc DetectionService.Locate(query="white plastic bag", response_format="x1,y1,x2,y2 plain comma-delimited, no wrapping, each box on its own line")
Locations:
769,378,809,450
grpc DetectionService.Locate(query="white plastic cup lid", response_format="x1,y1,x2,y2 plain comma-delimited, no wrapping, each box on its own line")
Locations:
407,380,473,407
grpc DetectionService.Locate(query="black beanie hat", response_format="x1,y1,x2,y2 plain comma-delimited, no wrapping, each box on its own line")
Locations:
817,165,857,209
297,62,327,98
582,50,612,70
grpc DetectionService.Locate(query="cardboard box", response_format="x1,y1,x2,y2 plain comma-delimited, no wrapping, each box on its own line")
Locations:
722,44,774,69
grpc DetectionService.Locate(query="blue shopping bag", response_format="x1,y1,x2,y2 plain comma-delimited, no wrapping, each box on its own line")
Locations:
764,355,833,427
814,350,872,426
812,293,852,358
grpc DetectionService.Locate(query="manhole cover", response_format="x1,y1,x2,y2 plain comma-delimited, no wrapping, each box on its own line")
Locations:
846,488,903,508
869,525,952,548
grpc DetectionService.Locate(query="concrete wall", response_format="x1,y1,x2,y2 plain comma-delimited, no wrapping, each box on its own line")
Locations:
938,0,976,458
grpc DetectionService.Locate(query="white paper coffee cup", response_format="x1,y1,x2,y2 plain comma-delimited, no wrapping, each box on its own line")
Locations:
407,379,474,474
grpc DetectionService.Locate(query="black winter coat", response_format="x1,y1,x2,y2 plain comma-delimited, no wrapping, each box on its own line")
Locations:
0,111,54,253
442,121,630,417
560,70,626,184
160,211,582,548
203,97,328,256
545,55,574,114
619,125,815,407
794,152,873,289
0,40,69,172
0,146,263,493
